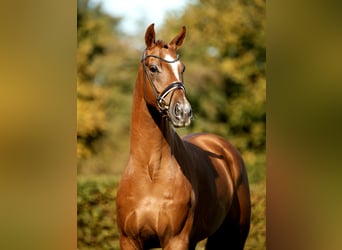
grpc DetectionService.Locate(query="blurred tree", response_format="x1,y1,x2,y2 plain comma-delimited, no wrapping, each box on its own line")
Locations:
77,0,142,175
77,0,121,172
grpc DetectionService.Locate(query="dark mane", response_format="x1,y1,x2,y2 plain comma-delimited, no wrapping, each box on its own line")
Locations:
155,40,169,49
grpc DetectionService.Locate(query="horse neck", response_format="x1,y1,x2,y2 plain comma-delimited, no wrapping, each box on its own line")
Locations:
129,68,175,163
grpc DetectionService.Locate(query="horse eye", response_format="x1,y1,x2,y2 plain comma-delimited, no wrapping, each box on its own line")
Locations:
149,65,159,74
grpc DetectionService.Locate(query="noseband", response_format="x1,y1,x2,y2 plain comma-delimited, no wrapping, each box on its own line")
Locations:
141,49,186,113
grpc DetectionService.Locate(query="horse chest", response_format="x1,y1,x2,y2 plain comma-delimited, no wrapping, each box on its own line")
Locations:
120,182,191,240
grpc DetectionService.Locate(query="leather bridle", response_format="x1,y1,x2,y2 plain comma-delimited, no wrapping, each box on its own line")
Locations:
141,49,186,113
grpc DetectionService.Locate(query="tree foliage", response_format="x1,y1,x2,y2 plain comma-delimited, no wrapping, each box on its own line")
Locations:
77,0,265,181
77,0,139,174
77,0,116,159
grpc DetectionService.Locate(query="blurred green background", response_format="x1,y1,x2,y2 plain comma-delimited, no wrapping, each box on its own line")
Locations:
77,0,265,249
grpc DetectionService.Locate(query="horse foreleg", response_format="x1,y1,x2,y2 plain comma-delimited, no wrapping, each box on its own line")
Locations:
119,235,140,250
163,237,190,250
162,213,194,250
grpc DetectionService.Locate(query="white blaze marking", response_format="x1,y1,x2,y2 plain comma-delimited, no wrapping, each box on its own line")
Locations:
164,54,181,81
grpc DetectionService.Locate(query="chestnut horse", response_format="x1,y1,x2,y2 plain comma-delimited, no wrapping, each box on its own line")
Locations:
116,24,251,250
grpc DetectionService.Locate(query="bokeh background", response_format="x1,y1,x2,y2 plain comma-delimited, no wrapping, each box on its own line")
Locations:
77,0,265,249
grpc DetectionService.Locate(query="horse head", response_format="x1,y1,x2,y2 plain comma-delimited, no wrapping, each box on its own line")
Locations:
141,23,192,127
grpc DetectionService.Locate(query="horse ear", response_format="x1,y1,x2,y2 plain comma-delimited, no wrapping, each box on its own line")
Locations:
145,23,155,48
169,26,186,50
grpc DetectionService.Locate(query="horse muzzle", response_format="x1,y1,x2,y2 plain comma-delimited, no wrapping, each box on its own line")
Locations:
169,97,192,127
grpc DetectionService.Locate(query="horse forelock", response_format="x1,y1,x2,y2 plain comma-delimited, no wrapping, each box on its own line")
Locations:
155,40,169,49
148,40,178,59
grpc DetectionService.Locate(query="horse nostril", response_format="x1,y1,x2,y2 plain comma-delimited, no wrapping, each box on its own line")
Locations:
174,103,181,117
